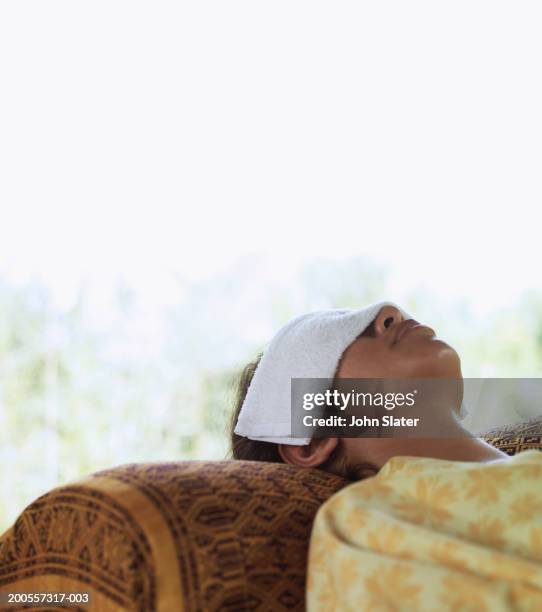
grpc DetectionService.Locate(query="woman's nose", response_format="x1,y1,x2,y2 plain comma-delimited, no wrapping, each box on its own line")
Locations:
373,306,405,337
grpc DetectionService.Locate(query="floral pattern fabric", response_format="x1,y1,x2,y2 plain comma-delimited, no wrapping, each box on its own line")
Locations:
307,450,542,612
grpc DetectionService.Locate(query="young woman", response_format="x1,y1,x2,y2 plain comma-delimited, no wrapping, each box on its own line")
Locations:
229,302,542,610
230,303,508,478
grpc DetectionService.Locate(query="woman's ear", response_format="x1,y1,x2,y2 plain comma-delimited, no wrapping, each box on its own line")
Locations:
278,438,339,467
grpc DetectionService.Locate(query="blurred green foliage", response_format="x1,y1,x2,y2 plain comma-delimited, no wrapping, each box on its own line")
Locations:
1,257,542,531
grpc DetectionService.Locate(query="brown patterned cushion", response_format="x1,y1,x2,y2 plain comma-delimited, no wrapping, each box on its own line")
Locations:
480,415,542,455
1,419,541,611
0,461,347,611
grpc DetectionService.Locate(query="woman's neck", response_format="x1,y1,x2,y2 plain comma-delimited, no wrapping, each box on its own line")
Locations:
358,408,510,468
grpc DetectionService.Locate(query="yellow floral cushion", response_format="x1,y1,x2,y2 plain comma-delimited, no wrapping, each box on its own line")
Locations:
307,449,542,611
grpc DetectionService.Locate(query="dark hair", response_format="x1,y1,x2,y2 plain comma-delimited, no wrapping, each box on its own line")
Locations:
230,354,283,462
229,354,378,481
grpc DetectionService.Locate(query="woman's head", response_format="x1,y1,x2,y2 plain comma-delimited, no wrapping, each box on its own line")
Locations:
230,303,465,480
229,353,379,480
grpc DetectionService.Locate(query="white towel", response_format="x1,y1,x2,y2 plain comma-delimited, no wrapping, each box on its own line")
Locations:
234,301,468,445
234,301,395,445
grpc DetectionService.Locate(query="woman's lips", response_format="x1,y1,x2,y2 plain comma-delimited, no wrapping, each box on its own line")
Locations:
394,319,436,344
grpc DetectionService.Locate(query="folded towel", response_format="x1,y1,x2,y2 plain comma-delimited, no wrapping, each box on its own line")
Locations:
235,300,468,445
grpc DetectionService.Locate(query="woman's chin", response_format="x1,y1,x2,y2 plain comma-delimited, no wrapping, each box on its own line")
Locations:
427,340,462,377
402,338,462,378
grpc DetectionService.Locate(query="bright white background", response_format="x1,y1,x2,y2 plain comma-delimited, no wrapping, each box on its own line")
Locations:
0,1,541,528
1,2,541,314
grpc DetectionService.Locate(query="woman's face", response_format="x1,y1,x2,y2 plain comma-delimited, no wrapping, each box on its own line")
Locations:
278,305,477,475
335,305,462,380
